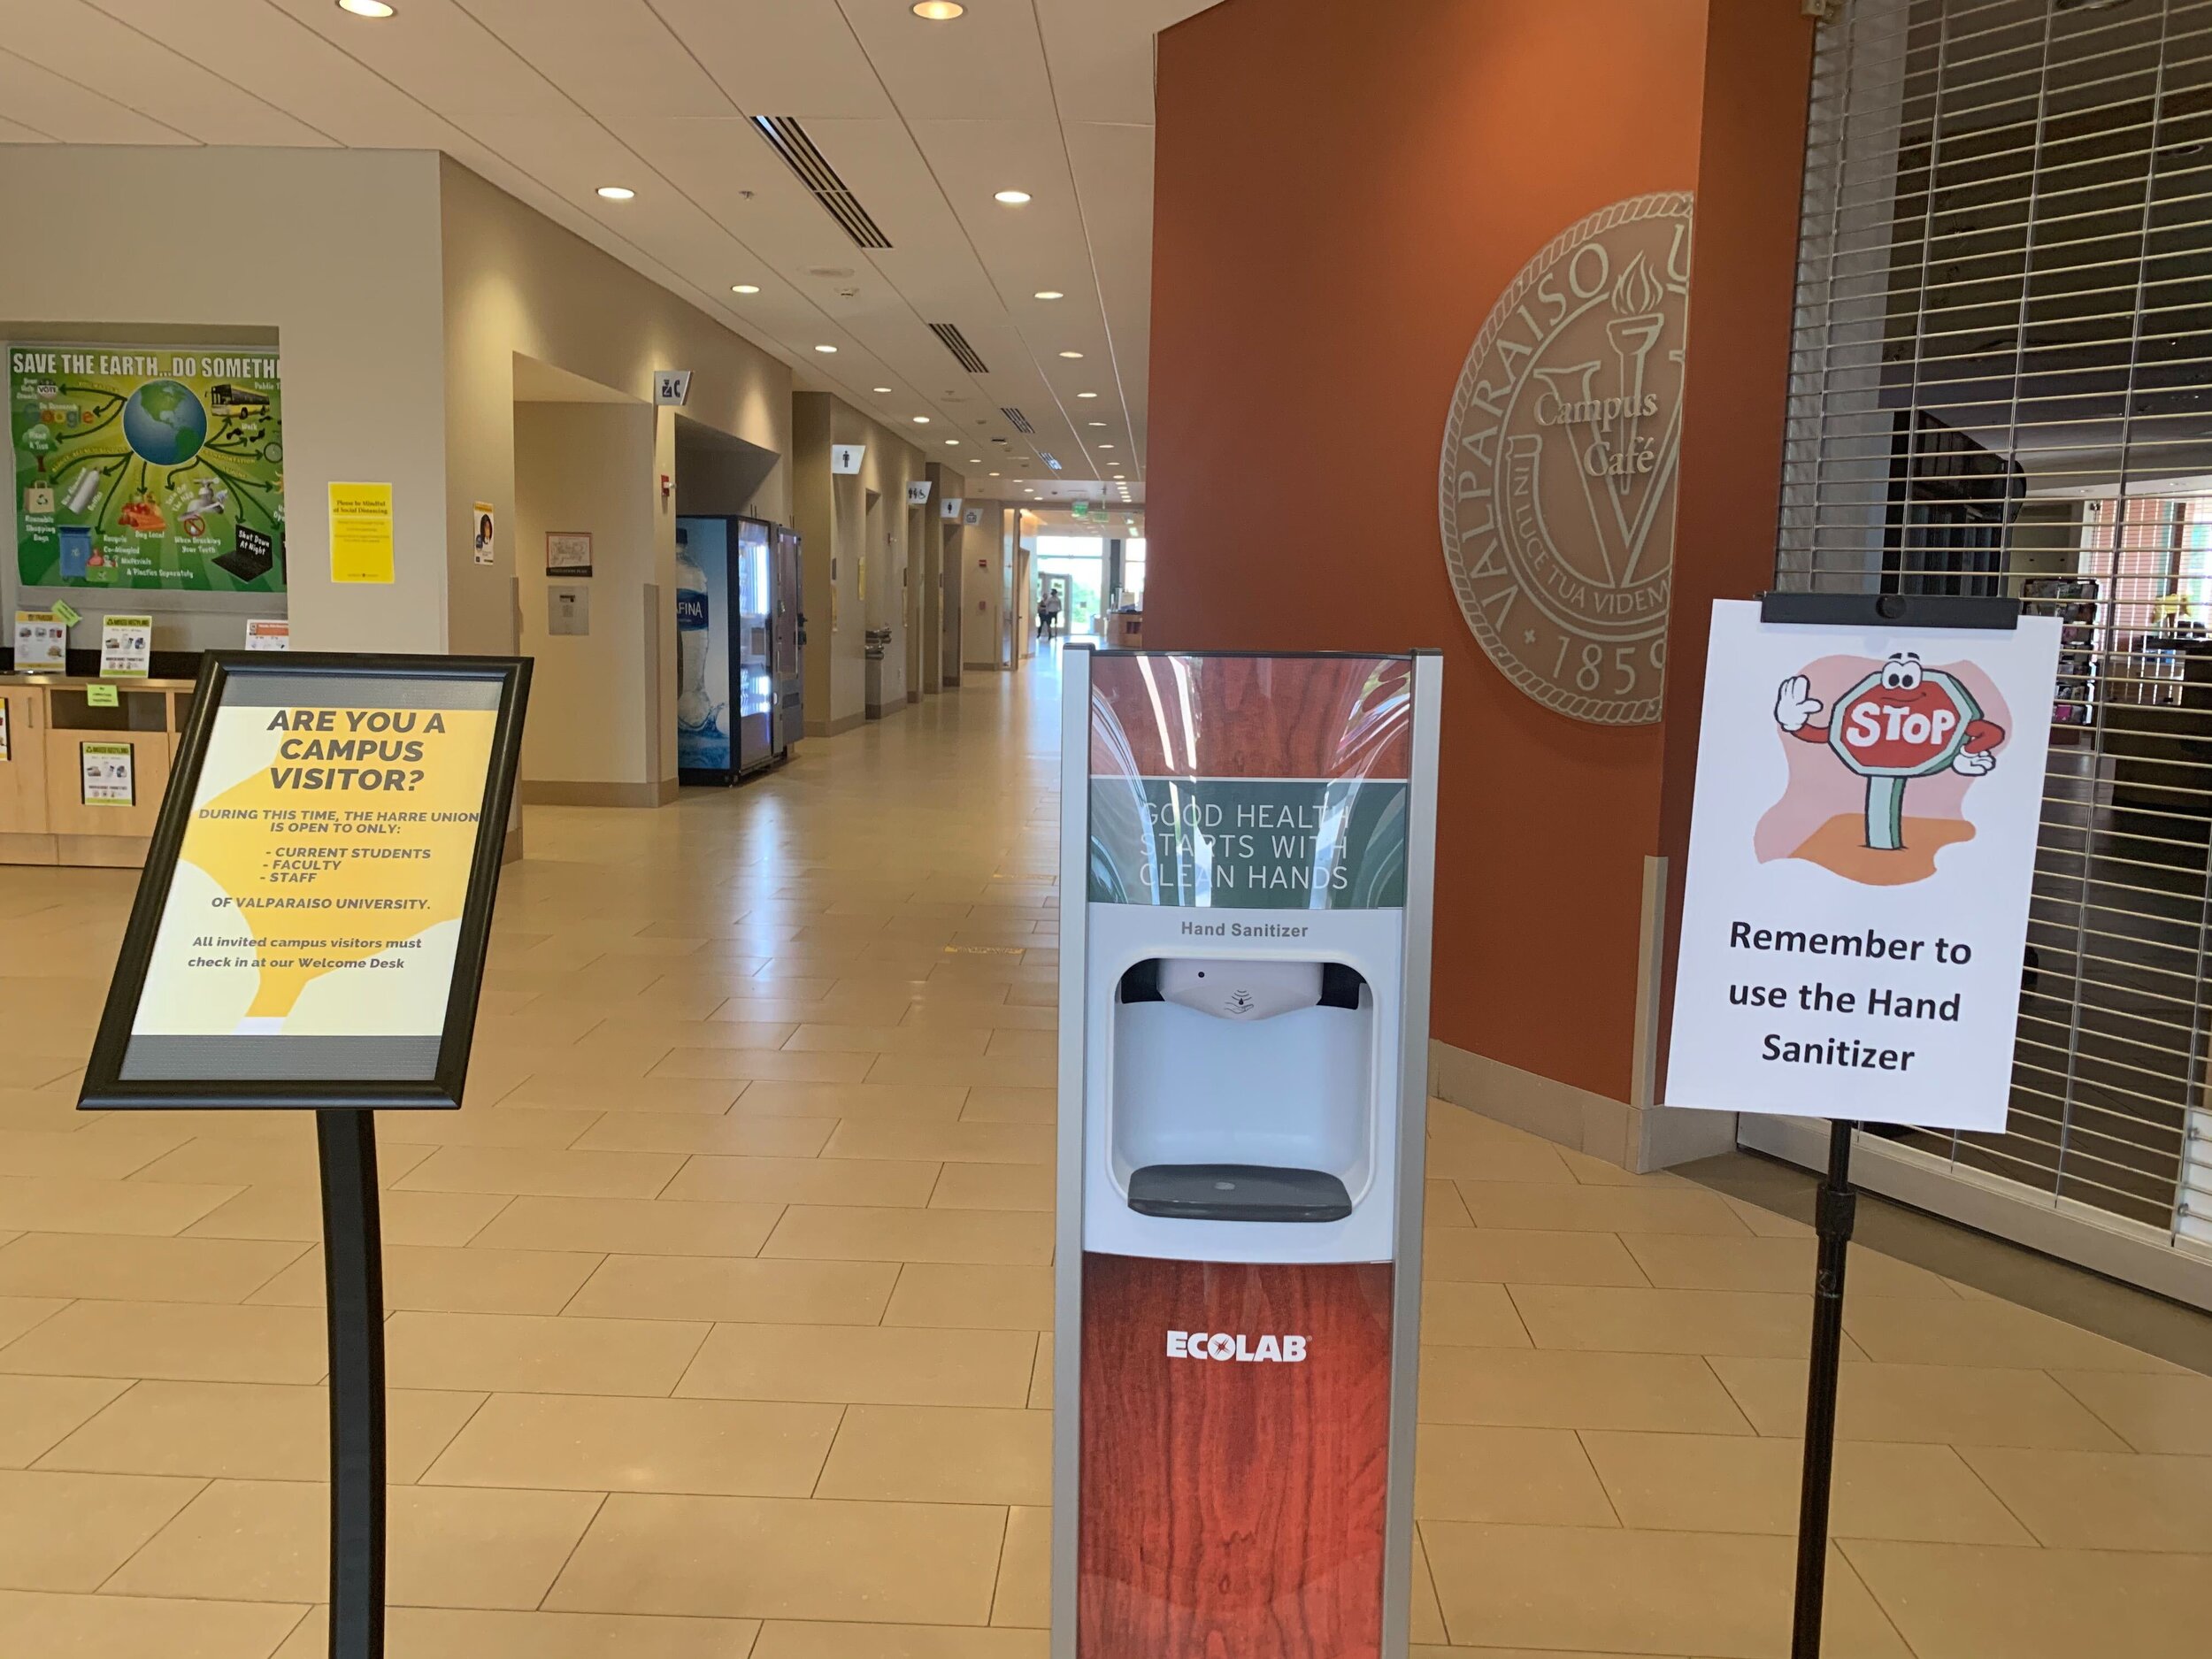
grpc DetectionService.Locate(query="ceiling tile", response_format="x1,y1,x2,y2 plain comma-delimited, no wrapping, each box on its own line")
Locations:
653,0,891,119
0,47,196,144
459,0,737,119
836,0,1055,121
264,0,573,122
12,2,334,145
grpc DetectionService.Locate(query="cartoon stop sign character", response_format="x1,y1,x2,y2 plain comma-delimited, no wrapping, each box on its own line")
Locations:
1774,652,2005,851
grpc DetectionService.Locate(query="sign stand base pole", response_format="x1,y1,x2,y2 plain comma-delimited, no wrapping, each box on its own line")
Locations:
1789,1118,1856,1658
318,1109,387,1659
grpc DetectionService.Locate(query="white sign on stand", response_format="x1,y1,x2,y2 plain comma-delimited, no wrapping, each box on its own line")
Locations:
14,611,66,672
101,614,152,679
1665,598,2062,1133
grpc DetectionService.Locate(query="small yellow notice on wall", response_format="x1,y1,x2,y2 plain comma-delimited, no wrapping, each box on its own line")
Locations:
329,483,395,585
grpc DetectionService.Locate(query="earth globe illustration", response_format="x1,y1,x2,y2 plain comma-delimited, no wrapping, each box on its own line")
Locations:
122,380,209,466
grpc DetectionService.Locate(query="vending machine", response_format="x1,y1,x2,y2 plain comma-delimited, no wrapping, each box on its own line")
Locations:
1055,647,1441,1659
676,515,797,784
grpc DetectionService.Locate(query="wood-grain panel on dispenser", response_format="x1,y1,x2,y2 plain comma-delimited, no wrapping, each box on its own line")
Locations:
1078,1250,1394,1658
1090,655,1412,781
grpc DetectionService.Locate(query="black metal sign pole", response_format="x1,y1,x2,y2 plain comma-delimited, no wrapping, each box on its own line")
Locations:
1789,1117,1856,1659
1753,588,2020,1655
318,1108,388,1659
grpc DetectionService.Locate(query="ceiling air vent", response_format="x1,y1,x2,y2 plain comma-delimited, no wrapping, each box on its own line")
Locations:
1000,406,1035,434
749,116,892,250
929,323,989,374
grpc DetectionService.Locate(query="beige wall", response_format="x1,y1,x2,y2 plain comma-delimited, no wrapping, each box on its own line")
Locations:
961,503,1022,670
0,147,447,657
512,401,671,803
791,392,929,733
439,157,794,664
919,464,967,695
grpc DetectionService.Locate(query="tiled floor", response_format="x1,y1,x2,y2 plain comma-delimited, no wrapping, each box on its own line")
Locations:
3,650,2209,1658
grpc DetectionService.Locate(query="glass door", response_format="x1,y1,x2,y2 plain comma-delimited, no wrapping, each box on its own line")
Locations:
772,525,803,758
735,518,774,773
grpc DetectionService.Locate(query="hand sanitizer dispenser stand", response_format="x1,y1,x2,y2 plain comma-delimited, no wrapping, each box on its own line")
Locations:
1054,648,1440,1658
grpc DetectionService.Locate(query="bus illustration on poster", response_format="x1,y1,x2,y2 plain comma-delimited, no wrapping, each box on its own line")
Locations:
11,343,285,594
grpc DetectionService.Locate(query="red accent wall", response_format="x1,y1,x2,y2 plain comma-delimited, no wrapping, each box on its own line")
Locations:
1146,0,1815,1100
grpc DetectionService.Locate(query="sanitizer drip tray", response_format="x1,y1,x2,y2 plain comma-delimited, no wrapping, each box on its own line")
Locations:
1126,1164,1353,1223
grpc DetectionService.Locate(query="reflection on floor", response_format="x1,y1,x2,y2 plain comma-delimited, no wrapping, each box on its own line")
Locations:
0,654,2208,1658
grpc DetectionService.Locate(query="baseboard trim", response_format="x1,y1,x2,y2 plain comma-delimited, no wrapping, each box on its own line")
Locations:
518,778,679,809
864,699,908,722
805,711,866,739
1426,1039,1735,1173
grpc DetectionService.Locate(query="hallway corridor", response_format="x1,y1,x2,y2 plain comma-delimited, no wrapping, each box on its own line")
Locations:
0,657,2208,1659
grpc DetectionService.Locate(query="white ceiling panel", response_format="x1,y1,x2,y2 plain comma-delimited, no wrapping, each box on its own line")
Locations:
265,0,573,122
10,2,335,145
0,47,195,145
837,0,1055,122
88,0,480,149
652,0,891,120
460,0,736,119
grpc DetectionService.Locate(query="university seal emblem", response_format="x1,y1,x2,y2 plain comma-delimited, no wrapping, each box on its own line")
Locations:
1439,193,1694,726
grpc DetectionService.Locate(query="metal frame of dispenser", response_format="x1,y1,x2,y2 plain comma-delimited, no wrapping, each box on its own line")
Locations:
1053,646,1440,1659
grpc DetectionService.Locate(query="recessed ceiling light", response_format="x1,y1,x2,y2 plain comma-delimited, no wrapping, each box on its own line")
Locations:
596,185,635,201
1033,290,1064,301
338,0,395,15
910,416,930,425
1058,350,1084,359
1099,443,1116,449
995,189,1032,205
872,387,892,394
1087,421,1107,427
989,472,1000,477
946,439,960,445
731,283,760,295
813,344,838,353
1076,391,1098,399
913,0,965,16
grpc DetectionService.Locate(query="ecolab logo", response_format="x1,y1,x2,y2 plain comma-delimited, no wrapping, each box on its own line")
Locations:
1166,1330,1308,1363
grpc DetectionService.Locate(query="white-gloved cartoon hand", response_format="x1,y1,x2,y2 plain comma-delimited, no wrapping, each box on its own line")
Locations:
1774,674,1822,733
1953,748,1996,776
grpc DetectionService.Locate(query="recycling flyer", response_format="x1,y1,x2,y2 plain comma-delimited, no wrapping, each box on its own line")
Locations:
81,742,134,806
132,698,496,1039
1665,600,2061,1133
11,345,285,593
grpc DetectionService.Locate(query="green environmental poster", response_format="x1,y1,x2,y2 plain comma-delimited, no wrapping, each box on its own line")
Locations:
11,343,285,593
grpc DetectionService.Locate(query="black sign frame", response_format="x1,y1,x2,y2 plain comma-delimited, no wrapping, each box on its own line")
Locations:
78,650,531,1112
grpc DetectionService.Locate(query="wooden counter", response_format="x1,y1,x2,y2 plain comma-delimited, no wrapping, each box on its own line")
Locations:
0,675,194,867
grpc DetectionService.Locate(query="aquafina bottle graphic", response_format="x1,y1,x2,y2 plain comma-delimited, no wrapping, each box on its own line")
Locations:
676,527,714,735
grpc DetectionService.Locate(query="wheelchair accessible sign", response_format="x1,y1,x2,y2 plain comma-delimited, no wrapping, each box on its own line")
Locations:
1663,600,2061,1133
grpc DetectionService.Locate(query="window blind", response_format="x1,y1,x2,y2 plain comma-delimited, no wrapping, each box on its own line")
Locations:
1776,0,2212,1269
